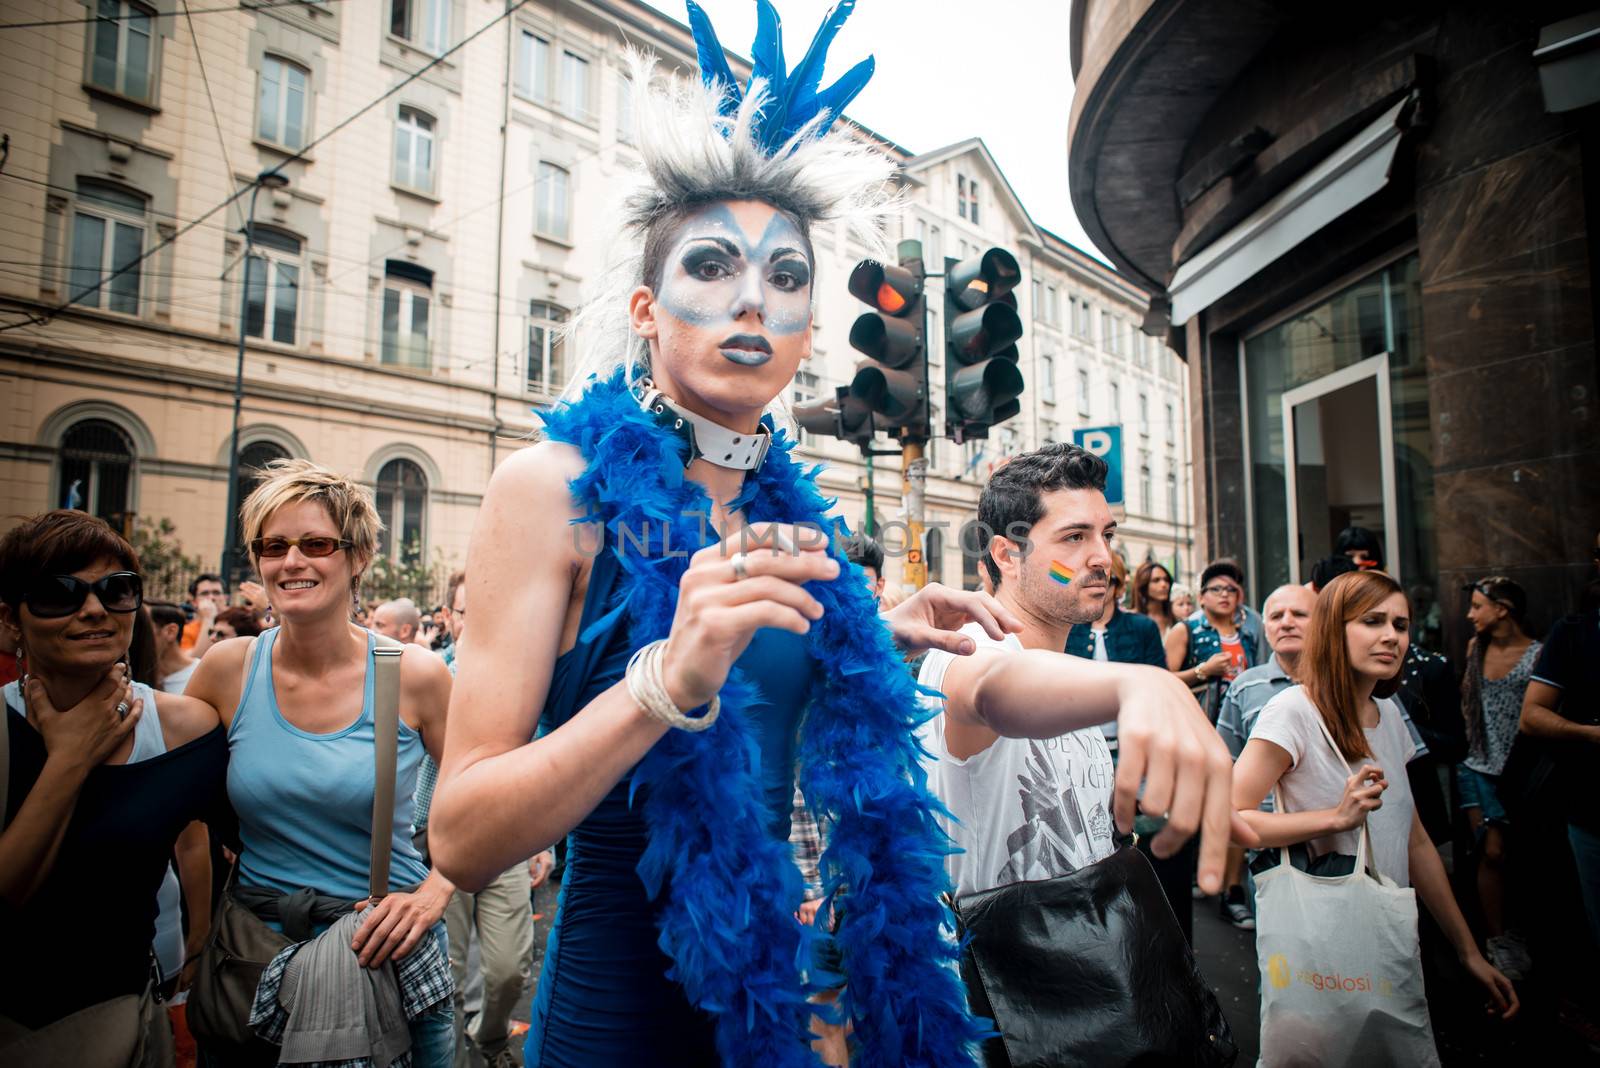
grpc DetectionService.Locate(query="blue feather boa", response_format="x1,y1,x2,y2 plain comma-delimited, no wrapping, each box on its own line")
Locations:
539,370,985,1066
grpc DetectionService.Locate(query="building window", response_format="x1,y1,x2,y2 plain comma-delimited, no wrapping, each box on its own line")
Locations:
375,458,427,563
390,0,450,55
1077,368,1091,415
1031,279,1042,320
616,68,634,145
1040,418,1058,445
535,162,570,240
393,106,436,193
58,418,134,526
927,224,942,266
515,30,551,102
257,55,310,150
957,175,968,220
790,369,821,443
926,526,944,587
1040,353,1055,404
381,261,432,368
1165,401,1175,444
961,174,980,224
1046,286,1059,326
70,181,145,315
233,439,290,545
244,225,301,345
1109,381,1121,420
89,0,155,102
1138,392,1149,436
527,300,568,394
561,51,592,122
1101,310,1114,353
1140,464,1152,512
1167,470,1180,522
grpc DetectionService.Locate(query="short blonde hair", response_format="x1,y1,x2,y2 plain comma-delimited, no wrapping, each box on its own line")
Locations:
239,459,381,576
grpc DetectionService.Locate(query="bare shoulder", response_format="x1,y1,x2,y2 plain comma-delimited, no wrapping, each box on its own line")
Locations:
152,691,222,749
490,439,588,506
475,439,594,574
400,643,452,689
184,636,258,728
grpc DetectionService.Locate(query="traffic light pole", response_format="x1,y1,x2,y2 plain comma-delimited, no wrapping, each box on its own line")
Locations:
901,441,927,589
863,451,875,537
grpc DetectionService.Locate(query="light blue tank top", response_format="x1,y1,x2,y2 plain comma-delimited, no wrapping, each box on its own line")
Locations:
227,628,430,899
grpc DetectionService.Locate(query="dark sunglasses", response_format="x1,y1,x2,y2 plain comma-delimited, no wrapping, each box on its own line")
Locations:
24,571,143,619
250,536,352,559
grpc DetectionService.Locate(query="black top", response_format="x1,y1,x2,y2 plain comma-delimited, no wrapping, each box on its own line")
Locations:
1,709,230,1027
1531,611,1600,830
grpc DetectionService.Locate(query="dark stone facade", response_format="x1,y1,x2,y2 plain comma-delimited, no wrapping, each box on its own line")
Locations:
1072,1,1600,654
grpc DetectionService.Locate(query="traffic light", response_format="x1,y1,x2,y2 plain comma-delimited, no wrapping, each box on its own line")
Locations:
944,248,1024,442
846,251,928,439
794,384,876,449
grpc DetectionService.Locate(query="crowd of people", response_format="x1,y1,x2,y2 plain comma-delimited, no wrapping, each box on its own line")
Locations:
3,2,1599,1065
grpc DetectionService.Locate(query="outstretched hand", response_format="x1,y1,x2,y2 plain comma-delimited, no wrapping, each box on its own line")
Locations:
881,583,1023,656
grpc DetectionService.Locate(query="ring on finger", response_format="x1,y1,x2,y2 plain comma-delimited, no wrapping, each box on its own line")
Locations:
115,700,131,717
730,552,750,582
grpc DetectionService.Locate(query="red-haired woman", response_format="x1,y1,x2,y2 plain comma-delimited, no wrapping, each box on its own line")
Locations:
1233,570,1517,1058
0,511,226,1054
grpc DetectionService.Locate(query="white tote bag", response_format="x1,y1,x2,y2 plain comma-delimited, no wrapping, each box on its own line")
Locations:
1253,713,1439,1067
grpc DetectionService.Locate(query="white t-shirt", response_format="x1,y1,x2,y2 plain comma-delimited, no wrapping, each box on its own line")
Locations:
161,659,198,695
917,622,1117,897
1252,685,1419,886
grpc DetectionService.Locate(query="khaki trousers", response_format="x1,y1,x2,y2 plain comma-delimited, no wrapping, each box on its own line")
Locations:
444,862,533,1061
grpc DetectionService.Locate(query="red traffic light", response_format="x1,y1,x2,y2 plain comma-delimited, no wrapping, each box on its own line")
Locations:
848,260,923,316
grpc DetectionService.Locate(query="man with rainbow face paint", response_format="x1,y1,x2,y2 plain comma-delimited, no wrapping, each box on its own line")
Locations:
918,442,1253,898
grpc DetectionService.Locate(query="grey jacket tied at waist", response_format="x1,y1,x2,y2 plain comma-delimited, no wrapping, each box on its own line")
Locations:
250,906,452,1068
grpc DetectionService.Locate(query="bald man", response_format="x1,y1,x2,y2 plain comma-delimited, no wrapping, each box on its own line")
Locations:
372,597,422,645
1215,585,1315,758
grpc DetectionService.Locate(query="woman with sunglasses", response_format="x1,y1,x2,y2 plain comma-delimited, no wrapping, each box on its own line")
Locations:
0,510,227,1050
1460,576,1540,980
1233,570,1518,1060
184,459,455,1066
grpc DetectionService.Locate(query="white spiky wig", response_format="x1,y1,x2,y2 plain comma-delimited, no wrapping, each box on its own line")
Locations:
557,48,900,403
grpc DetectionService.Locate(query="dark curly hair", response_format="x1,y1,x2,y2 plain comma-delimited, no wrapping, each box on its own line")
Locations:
977,443,1108,590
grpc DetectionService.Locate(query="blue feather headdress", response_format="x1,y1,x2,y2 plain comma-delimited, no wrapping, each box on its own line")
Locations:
562,2,900,397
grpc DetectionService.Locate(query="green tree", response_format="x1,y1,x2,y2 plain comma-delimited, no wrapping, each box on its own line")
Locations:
130,517,203,603
364,537,450,609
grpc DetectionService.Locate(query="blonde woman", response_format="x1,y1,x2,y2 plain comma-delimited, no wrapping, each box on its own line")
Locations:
187,460,456,1065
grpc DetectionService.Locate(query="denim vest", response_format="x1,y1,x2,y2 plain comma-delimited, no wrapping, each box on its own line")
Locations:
1181,613,1256,673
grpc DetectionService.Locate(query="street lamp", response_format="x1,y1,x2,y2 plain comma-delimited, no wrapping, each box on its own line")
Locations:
219,168,290,582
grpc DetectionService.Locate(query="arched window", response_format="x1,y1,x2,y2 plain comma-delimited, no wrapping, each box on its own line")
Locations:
235,439,290,516
375,458,427,563
58,419,135,528
394,106,436,193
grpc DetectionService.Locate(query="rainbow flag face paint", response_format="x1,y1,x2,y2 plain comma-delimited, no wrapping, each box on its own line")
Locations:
1049,561,1075,585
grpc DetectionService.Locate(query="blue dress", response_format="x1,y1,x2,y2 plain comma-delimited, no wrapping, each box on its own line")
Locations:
527,545,815,1067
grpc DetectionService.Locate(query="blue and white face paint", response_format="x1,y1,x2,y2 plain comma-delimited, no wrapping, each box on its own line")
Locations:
656,203,813,368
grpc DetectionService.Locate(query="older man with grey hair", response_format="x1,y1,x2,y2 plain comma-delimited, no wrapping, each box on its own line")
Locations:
372,597,422,645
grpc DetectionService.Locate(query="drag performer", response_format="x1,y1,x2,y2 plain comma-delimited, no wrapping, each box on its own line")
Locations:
429,3,1162,1064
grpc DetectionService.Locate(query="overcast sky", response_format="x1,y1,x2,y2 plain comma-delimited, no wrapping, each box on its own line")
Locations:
641,0,1107,261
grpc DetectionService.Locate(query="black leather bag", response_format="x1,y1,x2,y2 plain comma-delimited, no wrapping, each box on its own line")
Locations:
951,844,1236,1068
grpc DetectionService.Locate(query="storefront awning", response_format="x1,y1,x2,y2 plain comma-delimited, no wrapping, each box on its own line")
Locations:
1167,95,1413,326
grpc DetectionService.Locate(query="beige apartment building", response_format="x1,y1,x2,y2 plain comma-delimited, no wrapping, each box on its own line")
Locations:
0,0,1193,598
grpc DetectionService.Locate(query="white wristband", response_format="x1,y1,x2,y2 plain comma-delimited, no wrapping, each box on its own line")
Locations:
626,639,721,732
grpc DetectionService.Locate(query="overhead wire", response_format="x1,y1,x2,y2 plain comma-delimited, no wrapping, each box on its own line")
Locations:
0,1,347,31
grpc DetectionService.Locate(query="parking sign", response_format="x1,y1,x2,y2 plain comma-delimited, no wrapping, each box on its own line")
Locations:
1072,425,1124,505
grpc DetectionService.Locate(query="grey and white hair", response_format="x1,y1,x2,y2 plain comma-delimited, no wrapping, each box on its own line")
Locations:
556,50,900,407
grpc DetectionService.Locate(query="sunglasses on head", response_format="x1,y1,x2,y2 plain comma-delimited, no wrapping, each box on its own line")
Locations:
23,571,143,619
250,536,352,559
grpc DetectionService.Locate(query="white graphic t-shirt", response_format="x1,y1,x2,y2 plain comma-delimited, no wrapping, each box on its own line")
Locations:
917,622,1117,897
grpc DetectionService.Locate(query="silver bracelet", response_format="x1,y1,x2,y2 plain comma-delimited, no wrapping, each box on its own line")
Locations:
625,639,720,732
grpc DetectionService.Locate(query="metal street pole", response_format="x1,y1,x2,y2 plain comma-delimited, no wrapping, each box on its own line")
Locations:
862,451,875,537
219,170,288,582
